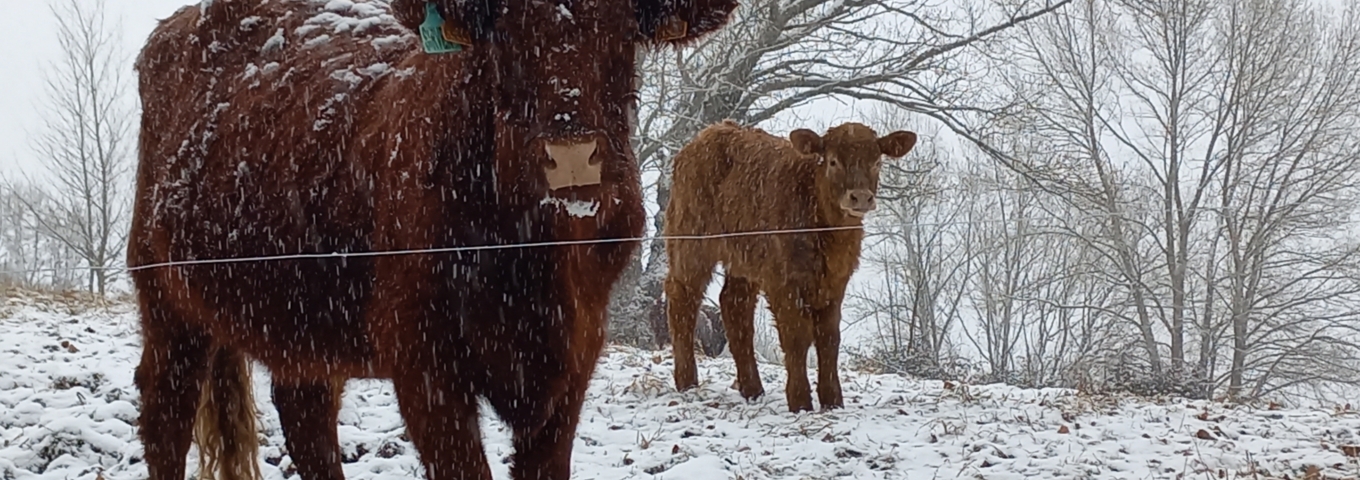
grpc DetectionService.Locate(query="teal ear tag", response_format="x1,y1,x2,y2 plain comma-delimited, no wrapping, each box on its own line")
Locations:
420,2,463,54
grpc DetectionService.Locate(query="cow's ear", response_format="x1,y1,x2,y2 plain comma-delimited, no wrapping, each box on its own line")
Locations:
392,0,496,47
636,0,739,47
878,131,918,158
789,129,824,155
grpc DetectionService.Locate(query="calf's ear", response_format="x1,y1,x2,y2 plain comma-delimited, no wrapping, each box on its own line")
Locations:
636,0,740,46
789,129,824,155
878,131,918,158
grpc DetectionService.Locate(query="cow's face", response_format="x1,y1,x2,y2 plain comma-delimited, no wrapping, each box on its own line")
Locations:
397,0,737,195
790,123,918,218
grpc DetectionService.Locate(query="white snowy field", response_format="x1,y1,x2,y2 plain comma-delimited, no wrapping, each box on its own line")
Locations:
2,289,1360,480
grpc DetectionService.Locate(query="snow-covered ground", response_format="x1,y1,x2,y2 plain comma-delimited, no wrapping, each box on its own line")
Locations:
3,289,1360,480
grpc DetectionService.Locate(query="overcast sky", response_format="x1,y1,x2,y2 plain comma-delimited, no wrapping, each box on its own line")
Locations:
0,0,189,179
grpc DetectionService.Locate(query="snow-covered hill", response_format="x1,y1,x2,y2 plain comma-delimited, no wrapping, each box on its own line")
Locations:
2,289,1359,480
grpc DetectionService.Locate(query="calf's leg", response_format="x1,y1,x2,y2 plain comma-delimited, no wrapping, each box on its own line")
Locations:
812,305,844,410
719,276,763,400
273,378,346,480
768,293,815,413
664,253,713,392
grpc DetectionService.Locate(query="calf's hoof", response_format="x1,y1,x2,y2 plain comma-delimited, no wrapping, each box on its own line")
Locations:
731,378,764,400
787,399,815,413
673,362,699,392
674,375,698,392
818,390,844,410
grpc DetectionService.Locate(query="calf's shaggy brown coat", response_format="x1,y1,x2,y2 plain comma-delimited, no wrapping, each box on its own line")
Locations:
664,120,917,412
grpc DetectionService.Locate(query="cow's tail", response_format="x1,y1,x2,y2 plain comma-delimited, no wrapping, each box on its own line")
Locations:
194,347,262,480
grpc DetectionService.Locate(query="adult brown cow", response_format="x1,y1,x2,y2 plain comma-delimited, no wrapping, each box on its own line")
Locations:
127,1,736,480
664,120,917,413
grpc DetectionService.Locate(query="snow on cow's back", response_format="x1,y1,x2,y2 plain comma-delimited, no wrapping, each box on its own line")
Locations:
141,0,417,99
130,0,432,259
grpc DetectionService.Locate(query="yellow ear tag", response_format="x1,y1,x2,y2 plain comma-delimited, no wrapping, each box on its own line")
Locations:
654,17,688,42
441,21,472,47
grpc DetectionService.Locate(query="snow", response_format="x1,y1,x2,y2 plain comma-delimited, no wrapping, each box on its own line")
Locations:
360,63,392,78
313,93,348,131
330,68,364,86
541,196,600,218
303,34,333,49
300,0,399,37
261,28,287,53
240,16,264,31
3,290,1360,480
370,35,409,51
556,4,574,22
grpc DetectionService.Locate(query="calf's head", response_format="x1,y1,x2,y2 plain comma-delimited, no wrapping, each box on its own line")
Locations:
395,0,737,197
789,122,918,219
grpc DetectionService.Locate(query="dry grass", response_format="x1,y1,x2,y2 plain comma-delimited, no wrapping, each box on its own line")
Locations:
0,283,132,317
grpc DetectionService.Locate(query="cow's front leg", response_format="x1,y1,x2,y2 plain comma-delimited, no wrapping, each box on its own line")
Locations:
812,304,844,410
392,366,490,480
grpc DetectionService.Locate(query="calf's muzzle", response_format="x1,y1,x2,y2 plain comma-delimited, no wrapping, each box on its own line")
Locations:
842,189,877,217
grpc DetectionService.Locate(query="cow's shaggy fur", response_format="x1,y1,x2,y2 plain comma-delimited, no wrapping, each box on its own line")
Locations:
127,1,737,479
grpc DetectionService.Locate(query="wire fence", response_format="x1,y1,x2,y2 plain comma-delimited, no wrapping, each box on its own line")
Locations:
6,207,1334,278
0,224,868,277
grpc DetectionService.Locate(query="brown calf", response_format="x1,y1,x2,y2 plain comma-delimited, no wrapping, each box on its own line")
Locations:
127,1,735,480
664,120,917,413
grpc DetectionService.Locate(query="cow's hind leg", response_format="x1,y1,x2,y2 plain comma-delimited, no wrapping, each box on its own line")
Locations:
720,276,763,400
135,303,212,480
273,378,346,480
393,370,489,480
664,242,714,392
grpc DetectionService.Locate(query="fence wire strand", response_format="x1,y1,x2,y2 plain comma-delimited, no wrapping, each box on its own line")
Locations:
1,224,868,276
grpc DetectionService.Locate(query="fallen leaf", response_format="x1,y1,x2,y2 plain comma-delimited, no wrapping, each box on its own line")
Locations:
1303,465,1321,480
1058,425,1070,434
1195,429,1215,440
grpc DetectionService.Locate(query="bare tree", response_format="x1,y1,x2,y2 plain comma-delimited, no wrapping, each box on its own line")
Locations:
1207,0,1360,400
848,111,971,378
0,183,86,290
11,0,131,296
1000,0,1176,376
989,0,1360,400
1105,0,1219,375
